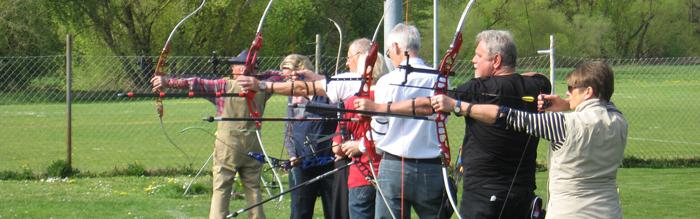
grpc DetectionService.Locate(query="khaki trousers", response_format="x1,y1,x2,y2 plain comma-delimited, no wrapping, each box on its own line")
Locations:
209,156,265,219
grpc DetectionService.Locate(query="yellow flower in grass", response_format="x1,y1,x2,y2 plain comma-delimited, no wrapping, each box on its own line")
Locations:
168,179,173,183
120,192,127,195
132,189,136,191
152,181,156,184
145,188,151,192
114,191,118,194
149,185,153,188
22,165,27,168
68,180,74,183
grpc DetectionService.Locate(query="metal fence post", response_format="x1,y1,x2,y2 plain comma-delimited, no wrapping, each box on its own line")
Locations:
66,34,73,166
315,34,321,73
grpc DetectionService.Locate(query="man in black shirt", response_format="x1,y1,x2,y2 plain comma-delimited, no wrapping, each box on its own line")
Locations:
448,30,551,219
361,29,551,218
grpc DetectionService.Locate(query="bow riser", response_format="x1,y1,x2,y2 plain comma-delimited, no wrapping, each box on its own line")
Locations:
154,42,172,117
357,42,382,162
242,31,265,129
359,42,379,98
434,33,462,166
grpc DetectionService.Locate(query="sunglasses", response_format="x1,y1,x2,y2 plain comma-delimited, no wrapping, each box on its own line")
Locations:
567,85,582,92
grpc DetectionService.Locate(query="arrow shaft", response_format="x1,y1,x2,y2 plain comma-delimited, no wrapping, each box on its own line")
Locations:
290,104,435,121
120,92,244,98
204,116,359,122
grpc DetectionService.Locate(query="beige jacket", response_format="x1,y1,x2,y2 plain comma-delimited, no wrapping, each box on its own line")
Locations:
546,99,627,219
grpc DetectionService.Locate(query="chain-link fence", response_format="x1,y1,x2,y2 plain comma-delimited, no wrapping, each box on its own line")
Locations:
2,54,699,172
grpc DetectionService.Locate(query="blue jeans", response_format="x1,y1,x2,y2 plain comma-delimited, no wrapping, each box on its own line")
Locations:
349,185,376,219
374,158,445,219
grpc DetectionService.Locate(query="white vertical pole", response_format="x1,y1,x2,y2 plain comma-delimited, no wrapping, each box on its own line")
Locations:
538,35,556,94
384,0,402,72
433,0,439,68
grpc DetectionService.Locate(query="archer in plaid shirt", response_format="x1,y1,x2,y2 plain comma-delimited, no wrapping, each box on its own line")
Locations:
154,68,284,116
150,50,286,219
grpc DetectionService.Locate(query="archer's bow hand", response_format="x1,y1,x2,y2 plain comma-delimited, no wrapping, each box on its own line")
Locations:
236,76,261,92
150,76,166,92
430,95,458,114
353,98,379,117
538,94,569,112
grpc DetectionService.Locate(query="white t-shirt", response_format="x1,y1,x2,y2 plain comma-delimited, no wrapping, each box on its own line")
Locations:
367,58,442,159
322,72,362,104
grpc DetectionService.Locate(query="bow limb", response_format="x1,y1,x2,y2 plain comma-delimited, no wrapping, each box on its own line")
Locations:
239,0,285,207
152,0,207,165
434,1,475,218
154,0,207,116
328,18,343,75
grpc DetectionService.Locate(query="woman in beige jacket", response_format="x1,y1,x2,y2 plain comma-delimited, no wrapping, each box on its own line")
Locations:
428,61,627,218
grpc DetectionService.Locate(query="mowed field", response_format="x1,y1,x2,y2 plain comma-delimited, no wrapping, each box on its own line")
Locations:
0,168,698,218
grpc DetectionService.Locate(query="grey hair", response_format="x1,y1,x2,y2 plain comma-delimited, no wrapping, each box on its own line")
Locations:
386,23,421,53
349,38,372,56
475,30,517,69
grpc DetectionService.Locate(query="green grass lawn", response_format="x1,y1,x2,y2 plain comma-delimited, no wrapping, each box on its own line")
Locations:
1,168,698,218
2,64,700,171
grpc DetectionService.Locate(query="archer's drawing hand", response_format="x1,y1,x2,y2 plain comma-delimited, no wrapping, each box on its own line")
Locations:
294,69,324,82
150,76,165,92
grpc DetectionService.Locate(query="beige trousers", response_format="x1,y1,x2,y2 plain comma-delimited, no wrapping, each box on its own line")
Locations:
209,156,266,219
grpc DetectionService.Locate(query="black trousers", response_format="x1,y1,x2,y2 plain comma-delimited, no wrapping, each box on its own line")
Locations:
331,157,351,219
289,163,335,219
460,184,535,219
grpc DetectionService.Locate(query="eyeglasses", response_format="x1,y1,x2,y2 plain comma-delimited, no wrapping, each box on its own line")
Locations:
346,51,361,60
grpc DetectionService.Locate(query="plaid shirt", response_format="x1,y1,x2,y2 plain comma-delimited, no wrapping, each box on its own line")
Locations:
164,69,286,116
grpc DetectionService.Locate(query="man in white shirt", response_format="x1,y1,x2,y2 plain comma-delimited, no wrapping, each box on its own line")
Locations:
354,23,448,219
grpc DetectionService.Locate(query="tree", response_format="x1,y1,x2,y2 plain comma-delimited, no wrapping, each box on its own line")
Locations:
0,0,63,56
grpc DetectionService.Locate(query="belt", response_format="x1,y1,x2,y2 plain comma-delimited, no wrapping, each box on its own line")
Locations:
383,153,442,165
